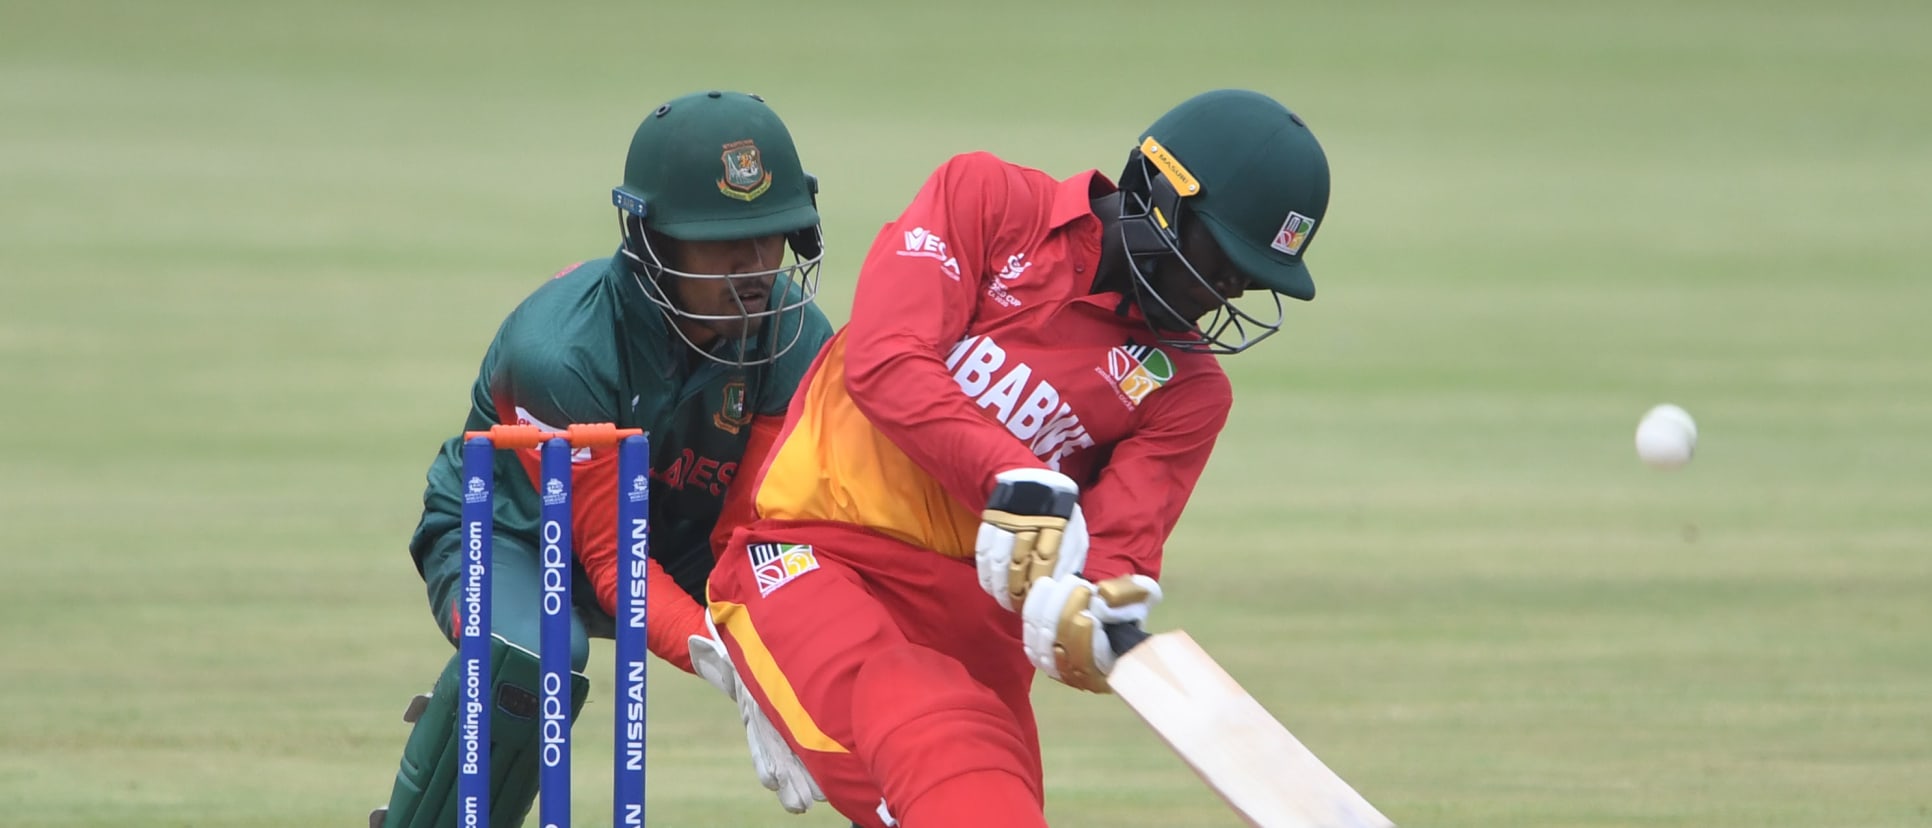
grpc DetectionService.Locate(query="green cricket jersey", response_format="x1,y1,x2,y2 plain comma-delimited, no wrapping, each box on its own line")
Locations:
408,255,832,607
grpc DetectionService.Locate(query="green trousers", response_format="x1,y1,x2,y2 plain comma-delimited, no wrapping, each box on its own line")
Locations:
379,529,603,828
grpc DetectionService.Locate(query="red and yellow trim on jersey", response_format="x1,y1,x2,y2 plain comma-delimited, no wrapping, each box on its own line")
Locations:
752,335,981,559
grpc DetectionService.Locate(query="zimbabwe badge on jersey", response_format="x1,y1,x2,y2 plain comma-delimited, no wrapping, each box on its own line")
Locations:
718,139,772,201
1106,343,1175,407
749,542,819,596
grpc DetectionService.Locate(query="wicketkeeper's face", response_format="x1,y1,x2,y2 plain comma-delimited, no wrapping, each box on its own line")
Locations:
663,233,789,339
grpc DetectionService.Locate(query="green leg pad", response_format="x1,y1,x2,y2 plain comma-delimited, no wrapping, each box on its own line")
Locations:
381,635,591,828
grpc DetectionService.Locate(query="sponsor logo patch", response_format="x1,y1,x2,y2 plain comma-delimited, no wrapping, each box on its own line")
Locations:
897,226,962,280
1271,212,1315,256
718,139,772,201
1139,136,1201,197
749,542,819,596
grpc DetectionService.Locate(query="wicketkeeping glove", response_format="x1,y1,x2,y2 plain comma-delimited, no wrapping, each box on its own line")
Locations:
976,468,1090,611
1020,573,1162,693
689,626,826,813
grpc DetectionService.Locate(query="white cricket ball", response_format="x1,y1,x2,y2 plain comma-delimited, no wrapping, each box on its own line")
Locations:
1635,404,1697,469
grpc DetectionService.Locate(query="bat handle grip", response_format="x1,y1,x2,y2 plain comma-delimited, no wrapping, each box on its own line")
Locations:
1104,622,1149,657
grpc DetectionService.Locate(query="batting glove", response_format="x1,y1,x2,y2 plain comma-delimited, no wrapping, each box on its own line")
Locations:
976,468,1090,611
1021,573,1162,693
689,626,826,813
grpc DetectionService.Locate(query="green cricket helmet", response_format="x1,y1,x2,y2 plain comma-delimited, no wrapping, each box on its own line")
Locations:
612,90,824,365
1116,89,1331,354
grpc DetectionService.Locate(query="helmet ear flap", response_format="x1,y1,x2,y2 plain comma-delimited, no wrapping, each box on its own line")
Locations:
787,174,825,260
787,225,824,261
1118,149,1186,257
1119,146,1156,193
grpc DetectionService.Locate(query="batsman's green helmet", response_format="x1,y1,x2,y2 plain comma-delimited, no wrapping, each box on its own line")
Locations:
1135,89,1330,300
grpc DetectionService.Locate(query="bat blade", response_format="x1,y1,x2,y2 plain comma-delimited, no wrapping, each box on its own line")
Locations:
1106,630,1394,828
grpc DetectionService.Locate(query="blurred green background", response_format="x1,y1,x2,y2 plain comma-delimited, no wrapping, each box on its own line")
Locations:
3,0,1929,825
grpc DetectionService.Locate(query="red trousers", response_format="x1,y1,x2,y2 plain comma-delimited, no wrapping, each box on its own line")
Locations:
708,522,1049,828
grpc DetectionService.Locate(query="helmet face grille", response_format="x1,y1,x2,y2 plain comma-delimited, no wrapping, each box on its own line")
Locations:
617,211,822,367
1116,150,1284,355
608,92,825,366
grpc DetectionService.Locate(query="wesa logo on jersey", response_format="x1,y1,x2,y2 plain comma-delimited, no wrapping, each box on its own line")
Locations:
898,226,962,280
945,335,1095,469
1100,343,1175,408
985,252,1031,308
749,542,819,596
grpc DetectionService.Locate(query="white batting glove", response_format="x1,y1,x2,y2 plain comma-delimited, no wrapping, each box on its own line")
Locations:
976,468,1090,611
689,626,826,813
1021,573,1162,693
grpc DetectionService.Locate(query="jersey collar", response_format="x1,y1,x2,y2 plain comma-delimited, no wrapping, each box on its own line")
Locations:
1049,169,1117,229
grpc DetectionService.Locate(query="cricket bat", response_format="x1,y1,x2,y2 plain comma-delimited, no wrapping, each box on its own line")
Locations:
1104,624,1394,828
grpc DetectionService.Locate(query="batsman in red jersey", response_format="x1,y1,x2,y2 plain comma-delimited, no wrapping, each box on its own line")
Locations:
700,89,1334,827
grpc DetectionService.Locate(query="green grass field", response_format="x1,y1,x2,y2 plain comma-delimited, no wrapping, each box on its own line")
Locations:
4,1,1930,825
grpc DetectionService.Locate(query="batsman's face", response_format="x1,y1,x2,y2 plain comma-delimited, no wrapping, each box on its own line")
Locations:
666,234,787,339
1154,218,1253,326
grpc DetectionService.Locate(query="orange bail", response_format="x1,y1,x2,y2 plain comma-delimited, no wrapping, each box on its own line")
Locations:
462,422,644,450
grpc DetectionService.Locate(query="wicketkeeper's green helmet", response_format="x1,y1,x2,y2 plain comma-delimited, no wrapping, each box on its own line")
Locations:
1116,89,1331,354
611,90,824,365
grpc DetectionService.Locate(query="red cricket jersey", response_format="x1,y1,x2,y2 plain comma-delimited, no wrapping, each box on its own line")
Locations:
748,152,1233,580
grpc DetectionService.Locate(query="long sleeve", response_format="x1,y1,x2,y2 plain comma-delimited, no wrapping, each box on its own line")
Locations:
1079,370,1232,582
842,153,1047,511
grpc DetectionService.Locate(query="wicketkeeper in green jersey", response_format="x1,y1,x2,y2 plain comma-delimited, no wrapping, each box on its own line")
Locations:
373,90,835,827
